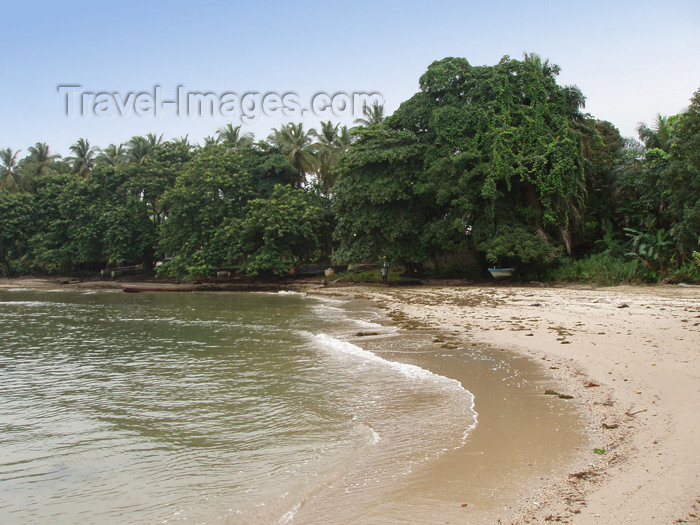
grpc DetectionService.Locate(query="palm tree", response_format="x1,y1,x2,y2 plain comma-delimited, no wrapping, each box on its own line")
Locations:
563,85,586,114
523,52,561,78
146,133,163,147
314,121,339,145
336,125,353,151
310,121,353,190
637,114,676,152
67,138,97,177
0,148,24,192
216,123,254,151
175,135,191,147
561,84,594,135
311,121,339,190
354,101,385,127
26,142,61,177
126,136,153,165
268,123,317,188
124,133,163,165
96,143,127,166
202,135,219,147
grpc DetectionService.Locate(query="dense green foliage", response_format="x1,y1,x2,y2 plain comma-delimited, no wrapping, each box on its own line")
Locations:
234,185,328,276
336,54,586,269
0,137,335,278
1,55,699,283
157,146,253,278
333,127,427,267
0,192,35,275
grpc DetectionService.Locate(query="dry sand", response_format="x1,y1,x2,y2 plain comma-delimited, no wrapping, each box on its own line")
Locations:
312,282,700,524
3,277,699,523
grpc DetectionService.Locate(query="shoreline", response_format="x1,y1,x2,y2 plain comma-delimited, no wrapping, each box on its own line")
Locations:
2,279,583,524
3,277,699,522
293,293,589,524
311,283,700,523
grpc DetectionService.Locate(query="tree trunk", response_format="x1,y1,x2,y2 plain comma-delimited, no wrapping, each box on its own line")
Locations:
559,227,573,256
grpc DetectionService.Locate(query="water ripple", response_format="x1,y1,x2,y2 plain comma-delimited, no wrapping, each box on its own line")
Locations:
0,290,476,524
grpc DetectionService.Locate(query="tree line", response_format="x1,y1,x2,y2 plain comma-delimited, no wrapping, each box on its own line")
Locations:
1,53,699,283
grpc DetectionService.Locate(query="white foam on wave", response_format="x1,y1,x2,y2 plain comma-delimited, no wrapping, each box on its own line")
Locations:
313,333,478,445
316,333,448,383
354,319,385,330
0,300,59,307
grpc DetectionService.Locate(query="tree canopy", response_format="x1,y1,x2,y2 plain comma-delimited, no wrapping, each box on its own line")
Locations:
335,54,587,268
1,55,698,283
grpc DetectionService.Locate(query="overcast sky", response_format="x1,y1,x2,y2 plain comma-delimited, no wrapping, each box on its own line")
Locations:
2,0,699,156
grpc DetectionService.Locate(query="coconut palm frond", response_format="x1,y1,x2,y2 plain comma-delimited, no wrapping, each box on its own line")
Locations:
268,123,317,188
66,138,96,177
354,102,385,126
216,123,254,151
0,148,25,192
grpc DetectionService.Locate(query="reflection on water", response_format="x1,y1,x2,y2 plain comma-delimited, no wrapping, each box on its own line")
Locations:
0,290,477,524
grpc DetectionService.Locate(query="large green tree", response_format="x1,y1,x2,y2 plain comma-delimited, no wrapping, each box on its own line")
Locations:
334,55,587,270
388,54,587,266
29,174,73,272
332,126,427,268
158,145,253,278
654,89,700,261
238,145,297,199
577,119,627,253
234,185,327,276
30,173,103,272
91,165,159,268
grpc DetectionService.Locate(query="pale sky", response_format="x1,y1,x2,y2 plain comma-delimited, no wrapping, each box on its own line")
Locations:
2,0,699,157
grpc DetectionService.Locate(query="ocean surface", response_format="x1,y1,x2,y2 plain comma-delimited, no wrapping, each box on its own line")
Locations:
0,289,479,524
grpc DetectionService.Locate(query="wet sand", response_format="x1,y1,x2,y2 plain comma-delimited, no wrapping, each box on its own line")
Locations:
286,321,588,524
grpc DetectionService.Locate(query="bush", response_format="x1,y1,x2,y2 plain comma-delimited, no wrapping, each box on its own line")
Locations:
546,253,655,285
155,253,215,280
665,262,700,284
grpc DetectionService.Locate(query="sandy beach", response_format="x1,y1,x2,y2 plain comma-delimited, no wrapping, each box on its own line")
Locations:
311,282,700,524
2,277,699,523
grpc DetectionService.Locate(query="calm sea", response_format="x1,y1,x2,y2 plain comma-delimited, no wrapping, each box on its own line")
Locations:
0,289,477,524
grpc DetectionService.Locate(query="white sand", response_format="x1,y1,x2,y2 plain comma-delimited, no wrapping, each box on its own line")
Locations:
314,283,700,524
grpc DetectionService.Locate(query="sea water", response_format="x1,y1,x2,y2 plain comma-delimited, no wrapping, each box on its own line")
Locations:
0,289,477,524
